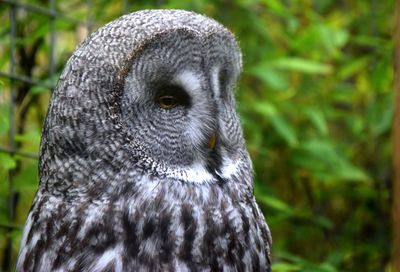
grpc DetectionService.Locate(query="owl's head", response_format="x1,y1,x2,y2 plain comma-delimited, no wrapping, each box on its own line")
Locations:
41,10,252,188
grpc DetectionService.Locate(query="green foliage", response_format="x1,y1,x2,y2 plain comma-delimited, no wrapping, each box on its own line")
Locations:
0,0,393,270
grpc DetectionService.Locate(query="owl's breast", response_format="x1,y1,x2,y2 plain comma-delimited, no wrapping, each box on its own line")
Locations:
104,178,271,271
18,178,271,272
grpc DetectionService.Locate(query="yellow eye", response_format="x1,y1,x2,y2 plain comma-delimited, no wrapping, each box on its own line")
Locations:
158,95,177,109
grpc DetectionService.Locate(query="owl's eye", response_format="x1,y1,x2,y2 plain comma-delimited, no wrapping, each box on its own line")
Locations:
155,84,191,109
158,95,178,109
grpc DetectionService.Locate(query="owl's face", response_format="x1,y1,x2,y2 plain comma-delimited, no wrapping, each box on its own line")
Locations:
121,30,246,182
38,10,253,190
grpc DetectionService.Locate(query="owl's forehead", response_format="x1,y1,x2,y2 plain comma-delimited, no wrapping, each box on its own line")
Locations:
128,29,240,78
141,28,237,56
120,11,241,69
64,10,241,101
111,9,235,40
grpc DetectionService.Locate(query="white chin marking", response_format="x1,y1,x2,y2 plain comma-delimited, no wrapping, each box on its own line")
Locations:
165,162,213,183
164,158,240,183
219,157,240,179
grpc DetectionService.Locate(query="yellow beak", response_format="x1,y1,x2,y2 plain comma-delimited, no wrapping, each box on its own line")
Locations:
207,134,217,150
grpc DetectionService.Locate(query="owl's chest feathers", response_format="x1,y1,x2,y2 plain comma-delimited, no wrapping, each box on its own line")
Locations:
23,179,270,271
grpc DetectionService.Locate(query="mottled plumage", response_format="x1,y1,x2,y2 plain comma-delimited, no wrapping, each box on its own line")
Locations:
17,9,271,271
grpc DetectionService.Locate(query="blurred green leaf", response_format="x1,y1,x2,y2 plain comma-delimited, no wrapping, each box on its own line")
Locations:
306,109,329,135
262,0,286,14
15,131,41,145
338,56,370,80
254,102,298,146
254,101,277,117
270,58,333,74
277,252,338,272
272,262,302,272
0,104,9,136
270,114,298,147
292,139,370,182
30,85,49,95
257,195,294,214
248,66,289,90
315,215,334,230
0,153,16,170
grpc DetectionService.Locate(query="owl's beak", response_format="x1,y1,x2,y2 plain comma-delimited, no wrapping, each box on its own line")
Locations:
207,134,217,150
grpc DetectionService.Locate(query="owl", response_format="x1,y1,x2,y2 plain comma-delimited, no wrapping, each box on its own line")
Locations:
16,9,271,271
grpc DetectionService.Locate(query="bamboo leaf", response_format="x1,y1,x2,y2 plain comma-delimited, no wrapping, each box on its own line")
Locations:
270,58,333,74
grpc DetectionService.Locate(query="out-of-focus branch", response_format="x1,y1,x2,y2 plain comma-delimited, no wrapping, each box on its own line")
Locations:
393,1,400,270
